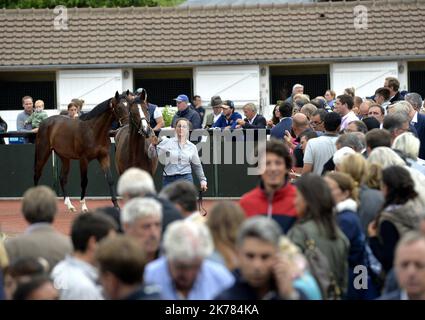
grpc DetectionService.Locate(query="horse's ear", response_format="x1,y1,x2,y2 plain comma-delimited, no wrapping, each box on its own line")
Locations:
115,91,120,101
126,89,130,96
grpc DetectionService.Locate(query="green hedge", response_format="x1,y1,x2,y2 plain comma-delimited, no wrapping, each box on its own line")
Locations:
0,0,184,9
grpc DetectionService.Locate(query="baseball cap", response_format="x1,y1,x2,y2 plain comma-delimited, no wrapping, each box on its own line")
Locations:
135,88,146,95
174,94,189,102
222,100,235,109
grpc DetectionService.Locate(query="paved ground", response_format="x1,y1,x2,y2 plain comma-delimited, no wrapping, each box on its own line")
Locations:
0,198,228,238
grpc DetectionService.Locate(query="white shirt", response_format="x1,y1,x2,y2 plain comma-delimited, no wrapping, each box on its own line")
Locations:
51,255,104,300
213,112,222,124
248,113,258,125
341,111,359,130
411,111,418,125
153,107,162,119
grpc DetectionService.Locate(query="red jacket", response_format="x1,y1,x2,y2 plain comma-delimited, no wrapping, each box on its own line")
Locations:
239,181,297,233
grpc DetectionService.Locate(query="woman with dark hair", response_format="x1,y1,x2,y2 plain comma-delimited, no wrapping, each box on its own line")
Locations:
368,165,425,273
267,104,281,128
325,172,379,299
288,173,349,296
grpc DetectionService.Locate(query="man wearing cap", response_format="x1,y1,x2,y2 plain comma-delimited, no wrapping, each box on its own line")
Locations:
212,100,242,130
205,95,223,129
171,94,202,129
134,88,164,131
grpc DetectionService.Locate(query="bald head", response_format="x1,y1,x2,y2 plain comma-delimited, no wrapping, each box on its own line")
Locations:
292,113,310,137
359,100,372,118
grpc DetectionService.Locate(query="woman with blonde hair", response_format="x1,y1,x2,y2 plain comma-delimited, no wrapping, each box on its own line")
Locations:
392,132,425,174
364,162,383,190
367,147,425,207
206,201,245,271
339,154,384,233
278,236,322,300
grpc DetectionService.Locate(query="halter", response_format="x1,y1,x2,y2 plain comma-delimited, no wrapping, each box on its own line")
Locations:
110,97,129,127
129,102,153,138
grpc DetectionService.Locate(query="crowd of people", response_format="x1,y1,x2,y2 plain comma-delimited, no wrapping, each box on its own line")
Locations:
1,76,425,300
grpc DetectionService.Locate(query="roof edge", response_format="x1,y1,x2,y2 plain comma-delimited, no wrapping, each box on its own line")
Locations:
0,54,424,71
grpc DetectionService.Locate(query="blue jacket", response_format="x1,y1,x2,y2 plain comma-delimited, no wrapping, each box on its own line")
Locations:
337,207,367,268
171,106,201,129
212,112,242,129
377,290,402,300
270,118,292,139
147,103,158,128
336,204,382,300
123,285,162,300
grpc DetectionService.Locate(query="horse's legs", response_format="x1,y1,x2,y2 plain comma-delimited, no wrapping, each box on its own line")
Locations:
59,157,76,212
79,158,89,213
34,143,51,186
98,156,119,208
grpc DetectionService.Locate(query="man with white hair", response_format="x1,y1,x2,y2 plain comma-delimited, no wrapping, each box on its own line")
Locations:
285,84,304,104
121,198,163,263
394,96,425,159
392,132,425,175
144,220,234,299
235,103,267,129
117,168,181,232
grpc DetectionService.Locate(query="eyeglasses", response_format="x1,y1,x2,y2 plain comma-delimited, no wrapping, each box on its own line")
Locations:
176,125,188,129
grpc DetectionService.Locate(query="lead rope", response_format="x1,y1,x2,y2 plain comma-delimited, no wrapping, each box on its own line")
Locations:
198,190,207,217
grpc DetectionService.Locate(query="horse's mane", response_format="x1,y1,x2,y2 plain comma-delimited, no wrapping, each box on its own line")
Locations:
79,94,126,121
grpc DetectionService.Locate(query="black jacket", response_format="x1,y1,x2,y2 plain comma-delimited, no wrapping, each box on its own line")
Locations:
242,114,267,129
389,91,404,104
215,270,306,300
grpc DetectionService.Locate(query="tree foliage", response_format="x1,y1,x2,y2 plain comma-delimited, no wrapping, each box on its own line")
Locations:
0,0,184,9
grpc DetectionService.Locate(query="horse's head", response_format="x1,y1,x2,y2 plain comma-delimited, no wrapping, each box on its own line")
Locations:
111,91,130,126
129,99,153,138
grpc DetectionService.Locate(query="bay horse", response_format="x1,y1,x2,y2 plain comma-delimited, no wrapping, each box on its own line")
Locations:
115,90,158,176
34,91,129,212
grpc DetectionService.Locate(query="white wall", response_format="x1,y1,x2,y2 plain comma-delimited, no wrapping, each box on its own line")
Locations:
57,69,123,110
193,65,260,109
259,65,270,114
121,69,134,93
331,61,402,98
